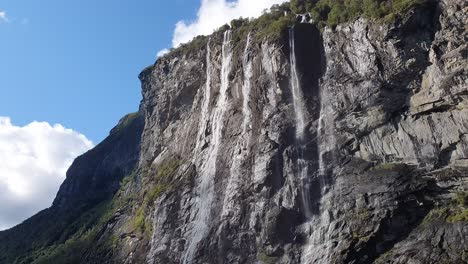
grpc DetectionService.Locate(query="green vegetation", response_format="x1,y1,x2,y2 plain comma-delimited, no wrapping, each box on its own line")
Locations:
4,169,143,264
129,158,182,235
371,162,408,171
351,231,372,242
422,192,468,224
144,158,182,205
163,0,432,60
228,0,432,47
259,252,278,264
112,112,140,135
146,183,171,204
120,170,136,187
229,5,294,44
422,207,450,225
154,158,182,180
109,235,118,248
446,209,468,223
375,249,394,263
165,35,209,58
455,192,468,207
356,208,371,221
447,192,468,223
290,0,432,27
133,207,148,233
30,200,117,264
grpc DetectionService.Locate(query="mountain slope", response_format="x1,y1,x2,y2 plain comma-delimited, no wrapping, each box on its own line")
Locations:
0,113,144,264
0,0,467,263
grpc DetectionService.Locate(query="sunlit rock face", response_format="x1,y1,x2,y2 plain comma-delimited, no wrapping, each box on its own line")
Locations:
139,1,467,263
0,1,466,263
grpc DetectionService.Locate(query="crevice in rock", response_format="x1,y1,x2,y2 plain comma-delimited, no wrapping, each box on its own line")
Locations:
435,133,467,169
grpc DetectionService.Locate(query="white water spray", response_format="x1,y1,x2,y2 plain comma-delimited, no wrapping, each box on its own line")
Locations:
183,30,233,264
300,32,335,264
241,33,253,135
193,39,213,154
221,33,254,221
289,28,307,141
289,28,312,218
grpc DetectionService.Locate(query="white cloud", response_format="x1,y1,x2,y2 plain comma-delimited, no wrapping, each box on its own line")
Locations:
0,117,93,230
157,48,170,58
0,10,8,23
172,0,288,47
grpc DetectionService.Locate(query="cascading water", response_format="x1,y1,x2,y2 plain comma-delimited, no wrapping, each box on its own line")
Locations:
183,30,233,264
221,33,253,220
317,109,326,185
298,30,332,264
241,33,253,136
301,80,334,264
289,27,312,218
193,39,213,154
289,28,306,140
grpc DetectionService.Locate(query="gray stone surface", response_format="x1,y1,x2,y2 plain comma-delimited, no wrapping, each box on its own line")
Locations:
135,1,467,263
0,1,466,263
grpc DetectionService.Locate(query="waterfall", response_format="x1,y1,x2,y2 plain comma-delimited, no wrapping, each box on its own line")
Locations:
317,110,326,183
221,33,253,221
299,30,333,264
301,96,334,264
193,39,213,154
241,33,253,135
289,28,307,141
289,28,312,218
183,30,233,264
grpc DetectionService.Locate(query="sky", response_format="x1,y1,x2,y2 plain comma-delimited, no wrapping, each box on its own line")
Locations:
0,0,286,230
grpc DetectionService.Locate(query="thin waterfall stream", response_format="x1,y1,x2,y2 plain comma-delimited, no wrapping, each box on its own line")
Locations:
289,28,312,218
183,30,233,264
221,33,253,219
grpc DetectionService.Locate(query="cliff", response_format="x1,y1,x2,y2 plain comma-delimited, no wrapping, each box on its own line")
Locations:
0,0,466,263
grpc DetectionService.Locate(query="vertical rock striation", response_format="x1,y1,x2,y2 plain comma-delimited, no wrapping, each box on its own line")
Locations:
0,1,466,264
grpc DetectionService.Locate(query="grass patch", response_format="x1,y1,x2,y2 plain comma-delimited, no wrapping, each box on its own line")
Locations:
422,192,468,224
447,192,468,223
447,209,468,223
29,200,118,264
111,112,140,135
108,235,118,248
455,192,468,207
120,170,136,187
154,158,182,180
422,207,450,225
141,158,182,206
133,207,147,233
371,162,407,171
146,183,171,204
128,158,183,236
259,252,278,264
23,169,142,264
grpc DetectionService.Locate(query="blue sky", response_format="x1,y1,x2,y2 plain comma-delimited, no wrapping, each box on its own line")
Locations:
0,0,199,143
0,0,287,231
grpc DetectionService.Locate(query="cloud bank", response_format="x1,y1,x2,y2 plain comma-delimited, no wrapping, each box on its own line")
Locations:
0,117,93,230
172,0,287,47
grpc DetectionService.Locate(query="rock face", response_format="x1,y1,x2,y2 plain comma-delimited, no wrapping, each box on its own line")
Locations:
0,112,145,264
0,0,466,263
